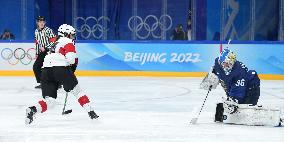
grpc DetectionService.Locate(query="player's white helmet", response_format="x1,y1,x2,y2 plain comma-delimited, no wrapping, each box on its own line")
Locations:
58,24,76,40
58,24,68,37
67,25,76,35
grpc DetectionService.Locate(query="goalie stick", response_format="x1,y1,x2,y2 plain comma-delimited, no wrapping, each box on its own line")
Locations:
220,38,231,53
190,39,231,124
62,92,72,115
190,86,212,124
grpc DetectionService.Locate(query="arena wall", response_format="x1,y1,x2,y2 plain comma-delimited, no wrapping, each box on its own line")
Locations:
0,41,284,80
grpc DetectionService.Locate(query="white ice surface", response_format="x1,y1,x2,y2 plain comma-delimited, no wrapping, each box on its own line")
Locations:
0,76,283,142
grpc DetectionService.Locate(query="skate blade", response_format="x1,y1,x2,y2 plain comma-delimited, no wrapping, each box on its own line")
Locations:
90,115,99,119
25,118,31,125
62,109,72,115
90,113,99,119
94,115,99,119
25,108,31,125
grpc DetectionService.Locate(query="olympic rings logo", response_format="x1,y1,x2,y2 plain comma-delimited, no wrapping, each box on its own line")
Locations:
128,15,172,39
1,48,36,65
75,16,110,39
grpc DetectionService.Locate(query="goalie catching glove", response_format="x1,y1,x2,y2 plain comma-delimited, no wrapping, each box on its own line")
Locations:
200,71,219,90
222,96,239,114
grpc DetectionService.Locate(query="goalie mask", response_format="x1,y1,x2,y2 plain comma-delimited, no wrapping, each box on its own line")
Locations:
218,49,236,75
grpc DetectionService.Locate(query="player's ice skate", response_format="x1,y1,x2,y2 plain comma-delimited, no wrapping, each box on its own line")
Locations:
25,106,37,124
88,110,99,119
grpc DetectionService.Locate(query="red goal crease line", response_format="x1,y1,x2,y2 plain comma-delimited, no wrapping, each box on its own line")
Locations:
0,70,283,80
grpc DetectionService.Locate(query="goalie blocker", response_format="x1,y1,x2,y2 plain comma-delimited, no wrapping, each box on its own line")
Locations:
214,103,283,127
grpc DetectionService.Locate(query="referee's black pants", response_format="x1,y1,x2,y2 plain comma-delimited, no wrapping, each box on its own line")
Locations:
33,52,47,83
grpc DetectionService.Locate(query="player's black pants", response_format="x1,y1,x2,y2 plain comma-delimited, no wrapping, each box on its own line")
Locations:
243,85,260,105
40,66,78,99
33,52,47,83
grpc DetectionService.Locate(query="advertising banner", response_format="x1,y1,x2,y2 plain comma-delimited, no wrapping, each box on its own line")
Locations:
76,43,284,74
1,42,284,75
0,43,36,70
76,43,219,72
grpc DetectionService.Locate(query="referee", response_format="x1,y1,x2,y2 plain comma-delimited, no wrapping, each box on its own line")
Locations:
33,16,56,89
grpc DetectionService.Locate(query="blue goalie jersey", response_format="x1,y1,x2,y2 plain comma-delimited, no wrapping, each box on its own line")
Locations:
212,58,260,103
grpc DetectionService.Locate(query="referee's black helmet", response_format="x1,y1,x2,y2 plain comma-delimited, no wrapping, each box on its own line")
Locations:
36,16,45,22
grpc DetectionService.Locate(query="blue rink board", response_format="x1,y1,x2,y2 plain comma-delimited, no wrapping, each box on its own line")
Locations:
75,42,284,74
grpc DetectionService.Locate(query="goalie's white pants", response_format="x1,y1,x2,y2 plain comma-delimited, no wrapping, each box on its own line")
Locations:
215,103,282,127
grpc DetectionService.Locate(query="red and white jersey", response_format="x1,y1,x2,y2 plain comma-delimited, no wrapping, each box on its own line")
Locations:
43,37,77,68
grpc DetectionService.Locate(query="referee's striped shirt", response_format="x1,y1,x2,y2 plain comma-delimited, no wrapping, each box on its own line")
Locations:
34,26,56,55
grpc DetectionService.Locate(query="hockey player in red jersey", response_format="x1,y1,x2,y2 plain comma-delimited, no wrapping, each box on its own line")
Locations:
25,24,99,124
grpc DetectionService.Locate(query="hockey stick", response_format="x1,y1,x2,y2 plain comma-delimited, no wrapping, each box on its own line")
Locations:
190,86,212,124
62,92,72,115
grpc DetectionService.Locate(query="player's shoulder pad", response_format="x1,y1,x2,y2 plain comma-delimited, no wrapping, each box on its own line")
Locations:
57,37,74,47
231,61,248,76
238,61,248,71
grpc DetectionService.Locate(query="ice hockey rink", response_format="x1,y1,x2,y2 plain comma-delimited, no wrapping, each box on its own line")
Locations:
0,76,283,142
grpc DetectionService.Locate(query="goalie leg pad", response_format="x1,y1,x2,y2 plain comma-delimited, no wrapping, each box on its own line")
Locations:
222,104,281,126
